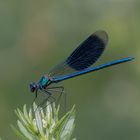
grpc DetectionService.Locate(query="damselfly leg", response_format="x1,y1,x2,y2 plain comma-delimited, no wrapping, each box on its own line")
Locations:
35,86,65,110
47,86,67,111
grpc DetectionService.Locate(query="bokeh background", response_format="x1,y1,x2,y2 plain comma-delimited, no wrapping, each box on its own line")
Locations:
0,0,139,139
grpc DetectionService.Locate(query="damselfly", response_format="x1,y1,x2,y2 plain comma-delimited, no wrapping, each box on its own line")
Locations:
30,30,134,101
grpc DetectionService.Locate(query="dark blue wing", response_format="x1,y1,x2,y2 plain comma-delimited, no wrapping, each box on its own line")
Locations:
49,30,108,77
66,30,108,70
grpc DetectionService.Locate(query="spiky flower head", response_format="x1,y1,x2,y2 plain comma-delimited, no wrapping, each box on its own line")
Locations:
12,102,76,140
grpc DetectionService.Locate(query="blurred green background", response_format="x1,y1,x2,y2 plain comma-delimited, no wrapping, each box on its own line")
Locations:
0,0,139,139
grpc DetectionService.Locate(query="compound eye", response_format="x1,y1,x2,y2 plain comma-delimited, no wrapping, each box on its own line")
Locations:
30,83,37,92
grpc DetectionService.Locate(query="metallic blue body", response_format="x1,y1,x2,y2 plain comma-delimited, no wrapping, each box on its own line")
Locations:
29,30,134,94
52,57,134,83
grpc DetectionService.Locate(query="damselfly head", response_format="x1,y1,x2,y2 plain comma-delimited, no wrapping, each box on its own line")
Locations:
30,83,38,93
